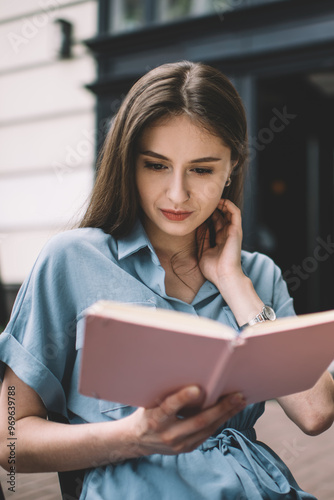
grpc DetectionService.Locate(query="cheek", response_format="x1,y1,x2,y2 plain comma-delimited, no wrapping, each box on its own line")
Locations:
136,175,157,208
196,179,224,205
135,171,148,199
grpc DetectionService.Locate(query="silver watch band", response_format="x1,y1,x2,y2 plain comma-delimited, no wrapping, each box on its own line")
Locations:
240,305,276,330
248,313,266,326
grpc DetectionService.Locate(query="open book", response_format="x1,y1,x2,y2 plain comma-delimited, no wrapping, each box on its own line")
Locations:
78,301,334,409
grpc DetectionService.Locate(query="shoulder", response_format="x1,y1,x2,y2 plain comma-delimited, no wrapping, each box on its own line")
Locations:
241,250,284,299
37,228,117,266
42,227,114,251
24,228,118,288
241,250,281,278
241,250,295,315
9,228,118,318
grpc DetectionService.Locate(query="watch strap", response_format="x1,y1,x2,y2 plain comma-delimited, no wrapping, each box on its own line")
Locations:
239,305,276,331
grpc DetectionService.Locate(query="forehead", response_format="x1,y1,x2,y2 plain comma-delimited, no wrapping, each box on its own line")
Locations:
138,115,228,154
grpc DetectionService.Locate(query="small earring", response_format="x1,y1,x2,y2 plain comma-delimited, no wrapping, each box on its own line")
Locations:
225,177,232,187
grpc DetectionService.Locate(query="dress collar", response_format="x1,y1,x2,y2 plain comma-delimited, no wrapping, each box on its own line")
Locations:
117,219,155,260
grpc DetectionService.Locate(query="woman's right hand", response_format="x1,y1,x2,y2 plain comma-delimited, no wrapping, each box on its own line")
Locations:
0,367,246,471
127,386,246,457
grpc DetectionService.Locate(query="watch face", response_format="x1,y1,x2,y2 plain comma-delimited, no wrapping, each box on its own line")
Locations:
263,305,276,321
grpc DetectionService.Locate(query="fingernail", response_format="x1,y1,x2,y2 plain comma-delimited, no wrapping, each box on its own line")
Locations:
229,393,245,405
187,386,201,399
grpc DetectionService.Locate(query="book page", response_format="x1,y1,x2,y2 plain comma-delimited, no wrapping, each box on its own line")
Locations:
88,301,236,340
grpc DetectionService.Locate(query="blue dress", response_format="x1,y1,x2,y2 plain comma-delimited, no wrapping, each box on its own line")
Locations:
0,220,316,499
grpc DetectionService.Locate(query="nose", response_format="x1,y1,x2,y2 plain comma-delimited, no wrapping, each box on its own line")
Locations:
166,171,190,205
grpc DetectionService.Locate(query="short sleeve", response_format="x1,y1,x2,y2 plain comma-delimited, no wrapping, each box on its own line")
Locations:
241,250,296,319
272,263,296,319
0,234,80,418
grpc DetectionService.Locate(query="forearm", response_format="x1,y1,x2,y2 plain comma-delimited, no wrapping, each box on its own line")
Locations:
219,275,334,435
0,368,246,474
4,415,139,473
3,388,246,473
218,274,264,327
277,370,334,435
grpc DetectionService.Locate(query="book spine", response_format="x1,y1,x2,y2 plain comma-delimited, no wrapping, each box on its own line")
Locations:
203,339,240,407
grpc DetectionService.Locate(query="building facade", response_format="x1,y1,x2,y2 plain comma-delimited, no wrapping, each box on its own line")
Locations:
1,0,333,317
0,0,98,317
84,0,334,314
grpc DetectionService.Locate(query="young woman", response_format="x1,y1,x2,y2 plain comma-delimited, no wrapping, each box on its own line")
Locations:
0,61,333,500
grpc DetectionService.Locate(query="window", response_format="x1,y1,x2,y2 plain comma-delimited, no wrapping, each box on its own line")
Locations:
157,0,192,22
109,0,288,33
111,0,145,32
110,0,215,33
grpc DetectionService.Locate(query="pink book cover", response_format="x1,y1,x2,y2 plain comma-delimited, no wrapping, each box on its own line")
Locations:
207,315,334,405
78,302,334,409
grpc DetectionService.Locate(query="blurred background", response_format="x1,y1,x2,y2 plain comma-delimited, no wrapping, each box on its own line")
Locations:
0,0,334,323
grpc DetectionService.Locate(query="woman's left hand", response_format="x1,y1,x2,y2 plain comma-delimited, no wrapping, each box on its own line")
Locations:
198,198,265,327
198,198,244,288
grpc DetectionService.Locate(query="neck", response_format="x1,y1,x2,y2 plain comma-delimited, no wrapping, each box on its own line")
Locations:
155,239,197,266
142,221,197,261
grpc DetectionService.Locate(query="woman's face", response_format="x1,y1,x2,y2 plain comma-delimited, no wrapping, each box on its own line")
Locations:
135,114,233,243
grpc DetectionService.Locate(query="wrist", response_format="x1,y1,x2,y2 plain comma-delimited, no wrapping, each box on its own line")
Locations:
104,416,144,463
217,272,251,297
218,275,264,327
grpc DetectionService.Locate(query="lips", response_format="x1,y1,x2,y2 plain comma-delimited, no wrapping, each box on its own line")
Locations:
160,209,193,221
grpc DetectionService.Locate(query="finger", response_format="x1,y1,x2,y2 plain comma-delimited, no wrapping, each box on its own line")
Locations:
218,200,240,216
156,386,204,422
176,392,246,436
217,199,242,224
171,393,247,451
217,198,238,210
216,202,242,238
195,392,247,429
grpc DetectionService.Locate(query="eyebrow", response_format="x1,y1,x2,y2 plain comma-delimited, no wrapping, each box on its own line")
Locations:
139,150,223,164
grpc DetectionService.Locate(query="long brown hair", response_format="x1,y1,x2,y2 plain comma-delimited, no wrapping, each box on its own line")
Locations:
79,61,248,237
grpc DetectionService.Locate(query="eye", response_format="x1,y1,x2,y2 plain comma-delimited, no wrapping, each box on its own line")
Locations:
144,162,167,171
191,167,213,175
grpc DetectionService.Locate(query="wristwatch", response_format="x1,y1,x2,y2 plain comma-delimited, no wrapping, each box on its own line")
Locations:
240,305,276,330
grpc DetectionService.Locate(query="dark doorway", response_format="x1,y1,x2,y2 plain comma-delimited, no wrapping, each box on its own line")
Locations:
256,71,334,314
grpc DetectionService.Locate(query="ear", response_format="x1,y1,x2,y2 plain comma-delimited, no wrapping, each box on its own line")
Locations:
231,159,238,173
230,159,240,179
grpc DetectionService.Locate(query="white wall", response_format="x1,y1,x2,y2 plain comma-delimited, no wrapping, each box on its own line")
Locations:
0,0,97,285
